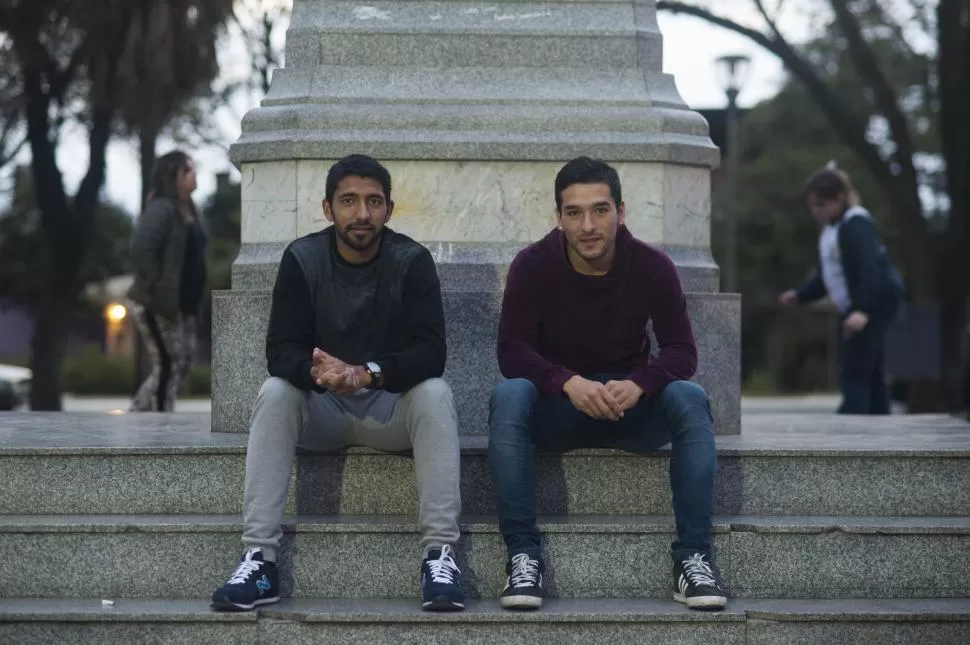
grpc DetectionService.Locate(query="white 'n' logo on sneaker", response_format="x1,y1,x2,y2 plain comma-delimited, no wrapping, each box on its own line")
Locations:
678,574,690,596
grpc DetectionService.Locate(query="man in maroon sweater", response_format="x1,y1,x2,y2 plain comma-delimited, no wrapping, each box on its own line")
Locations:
489,157,727,611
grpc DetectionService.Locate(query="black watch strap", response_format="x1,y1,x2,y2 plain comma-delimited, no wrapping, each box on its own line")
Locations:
365,362,383,389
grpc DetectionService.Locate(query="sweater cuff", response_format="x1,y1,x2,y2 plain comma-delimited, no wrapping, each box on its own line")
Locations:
542,367,578,398
628,369,671,401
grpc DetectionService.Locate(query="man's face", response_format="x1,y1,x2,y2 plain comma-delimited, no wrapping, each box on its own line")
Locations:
323,176,393,253
807,193,844,226
557,182,625,266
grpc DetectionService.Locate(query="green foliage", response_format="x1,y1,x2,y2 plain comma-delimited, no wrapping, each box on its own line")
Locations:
59,345,211,397
798,2,938,151
0,166,134,311
61,346,135,396
117,0,233,134
203,171,241,292
742,369,781,396
182,363,211,397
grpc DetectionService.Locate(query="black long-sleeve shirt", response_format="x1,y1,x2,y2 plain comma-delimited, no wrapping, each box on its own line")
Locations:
265,227,446,393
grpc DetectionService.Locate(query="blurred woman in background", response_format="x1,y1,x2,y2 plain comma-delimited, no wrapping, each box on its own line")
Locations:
127,150,207,411
779,164,904,415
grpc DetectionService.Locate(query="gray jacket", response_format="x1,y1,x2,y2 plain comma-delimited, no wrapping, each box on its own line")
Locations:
127,198,187,320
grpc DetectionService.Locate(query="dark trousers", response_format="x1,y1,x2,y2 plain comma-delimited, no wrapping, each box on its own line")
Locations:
837,306,897,415
487,376,717,562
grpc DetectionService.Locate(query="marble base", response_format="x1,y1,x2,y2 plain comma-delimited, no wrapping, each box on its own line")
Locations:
232,241,719,293
211,288,739,435
240,160,711,250
221,158,732,434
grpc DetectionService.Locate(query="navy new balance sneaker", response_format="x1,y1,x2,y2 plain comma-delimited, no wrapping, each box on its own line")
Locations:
211,548,280,611
420,545,465,611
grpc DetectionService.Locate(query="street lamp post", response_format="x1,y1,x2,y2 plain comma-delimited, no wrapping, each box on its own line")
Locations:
716,54,751,294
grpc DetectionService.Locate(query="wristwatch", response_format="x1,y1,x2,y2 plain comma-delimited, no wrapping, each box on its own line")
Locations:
364,362,383,389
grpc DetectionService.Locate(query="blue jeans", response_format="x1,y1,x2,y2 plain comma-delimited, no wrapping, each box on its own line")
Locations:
488,377,717,561
838,307,897,415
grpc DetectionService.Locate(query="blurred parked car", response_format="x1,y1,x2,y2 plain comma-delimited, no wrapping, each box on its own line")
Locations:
0,364,31,410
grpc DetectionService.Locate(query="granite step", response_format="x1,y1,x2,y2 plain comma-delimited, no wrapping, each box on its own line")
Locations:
2,417,969,517
1,515,968,601
1,598,967,645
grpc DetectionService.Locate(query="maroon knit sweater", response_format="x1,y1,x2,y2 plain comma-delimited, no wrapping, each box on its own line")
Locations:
497,226,698,398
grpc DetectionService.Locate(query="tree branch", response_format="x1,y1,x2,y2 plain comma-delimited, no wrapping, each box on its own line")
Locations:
21,66,69,229
866,0,921,60
658,1,776,50
74,56,117,222
908,0,936,39
829,0,917,173
0,133,26,169
751,0,783,39
657,1,893,187
49,46,85,103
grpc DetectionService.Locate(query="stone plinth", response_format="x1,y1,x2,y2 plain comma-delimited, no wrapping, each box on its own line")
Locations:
214,0,740,434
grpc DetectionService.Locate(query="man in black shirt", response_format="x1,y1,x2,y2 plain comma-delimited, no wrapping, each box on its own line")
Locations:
211,155,464,612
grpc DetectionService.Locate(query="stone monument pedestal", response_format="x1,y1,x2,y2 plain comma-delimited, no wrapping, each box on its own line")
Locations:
212,0,741,434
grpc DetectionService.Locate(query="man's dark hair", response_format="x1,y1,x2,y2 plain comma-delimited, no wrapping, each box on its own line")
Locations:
325,154,392,203
554,156,622,211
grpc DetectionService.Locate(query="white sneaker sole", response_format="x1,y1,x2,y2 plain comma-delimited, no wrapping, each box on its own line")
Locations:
500,594,543,610
673,592,727,610
211,595,280,611
421,599,465,611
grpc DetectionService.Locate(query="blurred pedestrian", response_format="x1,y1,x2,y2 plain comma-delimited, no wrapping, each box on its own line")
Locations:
127,150,207,411
779,164,903,415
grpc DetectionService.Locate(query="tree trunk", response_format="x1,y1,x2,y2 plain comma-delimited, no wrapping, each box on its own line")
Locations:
139,124,157,208
938,255,969,414
28,292,72,410
936,0,970,415
937,158,970,414
888,182,933,303
134,124,159,389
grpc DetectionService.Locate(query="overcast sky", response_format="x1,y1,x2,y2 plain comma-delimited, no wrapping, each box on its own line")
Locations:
62,9,795,216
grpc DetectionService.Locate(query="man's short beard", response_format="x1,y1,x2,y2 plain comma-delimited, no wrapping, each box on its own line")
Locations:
338,225,383,252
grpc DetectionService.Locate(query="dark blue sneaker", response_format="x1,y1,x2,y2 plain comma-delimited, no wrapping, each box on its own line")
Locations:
211,548,280,611
421,545,465,611
500,553,544,610
673,551,728,610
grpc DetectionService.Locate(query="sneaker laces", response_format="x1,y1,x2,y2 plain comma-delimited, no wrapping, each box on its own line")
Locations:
427,545,460,584
509,553,540,588
682,553,718,588
227,549,264,585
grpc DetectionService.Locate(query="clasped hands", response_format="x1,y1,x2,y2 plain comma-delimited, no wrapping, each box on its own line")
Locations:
310,348,371,396
562,376,643,421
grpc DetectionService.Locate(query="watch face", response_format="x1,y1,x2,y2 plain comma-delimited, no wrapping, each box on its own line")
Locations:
366,362,381,376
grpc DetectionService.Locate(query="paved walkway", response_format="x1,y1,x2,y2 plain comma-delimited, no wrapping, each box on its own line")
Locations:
1,407,967,453
60,395,846,416
15,392,910,423
60,396,212,414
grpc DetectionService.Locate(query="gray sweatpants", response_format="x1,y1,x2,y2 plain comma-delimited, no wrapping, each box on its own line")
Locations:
242,376,462,561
